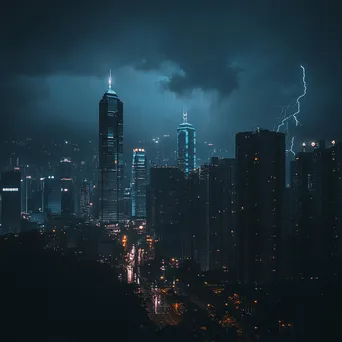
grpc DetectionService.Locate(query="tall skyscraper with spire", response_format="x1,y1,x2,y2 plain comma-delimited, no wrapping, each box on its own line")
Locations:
98,71,124,224
177,110,196,175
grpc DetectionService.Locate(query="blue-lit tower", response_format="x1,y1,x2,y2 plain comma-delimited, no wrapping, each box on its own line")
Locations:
177,110,196,175
131,148,147,220
99,71,124,224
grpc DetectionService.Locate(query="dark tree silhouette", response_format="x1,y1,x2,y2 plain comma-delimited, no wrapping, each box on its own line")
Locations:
0,232,155,341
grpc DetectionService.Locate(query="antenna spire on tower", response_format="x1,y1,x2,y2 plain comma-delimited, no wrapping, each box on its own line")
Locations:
183,107,188,123
108,69,112,89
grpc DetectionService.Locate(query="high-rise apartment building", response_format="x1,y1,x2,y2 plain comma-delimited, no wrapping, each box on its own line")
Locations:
147,166,185,259
80,179,91,221
43,175,61,214
0,168,21,234
131,148,147,220
123,188,132,220
22,176,41,213
236,129,285,285
60,157,75,216
177,110,196,175
160,135,175,165
288,149,313,277
208,157,237,273
290,140,342,277
99,71,124,224
150,137,162,166
186,167,210,271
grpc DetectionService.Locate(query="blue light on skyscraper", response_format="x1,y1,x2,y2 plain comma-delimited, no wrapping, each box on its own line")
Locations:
177,110,196,175
131,148,147,219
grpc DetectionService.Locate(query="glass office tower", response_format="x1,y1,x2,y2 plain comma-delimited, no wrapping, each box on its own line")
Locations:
99,72,124,224
131,148,147,219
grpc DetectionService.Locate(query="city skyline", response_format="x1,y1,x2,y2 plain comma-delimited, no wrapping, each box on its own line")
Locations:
1,3,342,341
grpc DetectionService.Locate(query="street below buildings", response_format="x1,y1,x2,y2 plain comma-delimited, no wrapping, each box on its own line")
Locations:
125,245,180,328
123,244,253,341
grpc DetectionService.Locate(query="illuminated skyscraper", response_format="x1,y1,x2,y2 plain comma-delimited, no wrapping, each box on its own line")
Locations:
177,110,196,175
131,148,147,219
60,157,75,216
99,71,124,224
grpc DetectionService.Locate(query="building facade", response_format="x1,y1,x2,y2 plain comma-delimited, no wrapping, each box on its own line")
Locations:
289,140,342,277
186,167,210,271
131,148,147,220
98,72,124,224
236,129,285,285
147,166,185,259
208,157,237,273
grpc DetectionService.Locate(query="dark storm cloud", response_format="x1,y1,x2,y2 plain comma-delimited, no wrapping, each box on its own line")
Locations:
162,67,238,98
1,0,342,141
2,1,340,88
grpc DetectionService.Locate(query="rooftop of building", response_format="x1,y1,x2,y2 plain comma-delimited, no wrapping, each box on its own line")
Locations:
177,122,195,129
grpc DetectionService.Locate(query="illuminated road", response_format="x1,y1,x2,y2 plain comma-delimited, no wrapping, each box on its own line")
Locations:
149,291,179,326
181,285,251,342
125,246,180,328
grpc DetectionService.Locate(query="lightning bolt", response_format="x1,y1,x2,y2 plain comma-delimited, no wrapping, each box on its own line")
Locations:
275,65,307,156
283,122,295,156
276,65,307,132
286,136,295,156
273,105,289,131
284,121,289,143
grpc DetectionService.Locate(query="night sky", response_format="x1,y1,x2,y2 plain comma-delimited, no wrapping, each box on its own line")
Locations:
1,1,341,151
